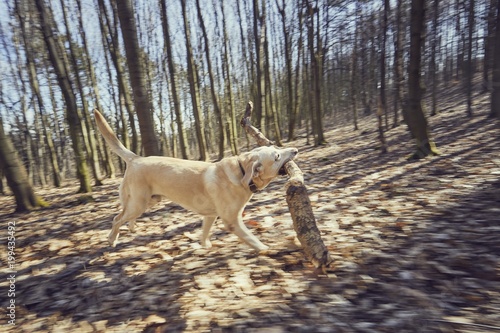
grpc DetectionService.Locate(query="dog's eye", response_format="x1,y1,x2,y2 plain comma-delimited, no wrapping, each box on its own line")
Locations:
275,153,281,161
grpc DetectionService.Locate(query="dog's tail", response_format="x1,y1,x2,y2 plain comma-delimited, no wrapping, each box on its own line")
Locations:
94,109,137,163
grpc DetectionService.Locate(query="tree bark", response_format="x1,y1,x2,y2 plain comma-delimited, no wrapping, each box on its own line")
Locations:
253,0,266,132
60,0,103,186
196,0,225,160
114,0,160,156
304,0,326,146
241,102,332,273
35,0,92,193
98,0,138,154
378,0,389,153
465,0,475,117
160,0,188,159
76,0,115,179
393,0,405,127
221,1,240,156
491,1,500,118
0,117,46,212
405,0,439,159
180,0,208,161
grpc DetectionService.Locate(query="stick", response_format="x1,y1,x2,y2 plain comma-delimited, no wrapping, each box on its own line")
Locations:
240,101,332,273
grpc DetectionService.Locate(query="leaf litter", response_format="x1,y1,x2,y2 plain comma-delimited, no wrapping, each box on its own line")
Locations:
0,106,499,332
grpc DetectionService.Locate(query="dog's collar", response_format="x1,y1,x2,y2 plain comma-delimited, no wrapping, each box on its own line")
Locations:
238,161,259,193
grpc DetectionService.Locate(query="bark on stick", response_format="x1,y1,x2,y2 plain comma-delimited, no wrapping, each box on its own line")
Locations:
240,102,332,272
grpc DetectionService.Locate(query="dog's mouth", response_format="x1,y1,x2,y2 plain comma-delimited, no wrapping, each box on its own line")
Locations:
278,158,293,176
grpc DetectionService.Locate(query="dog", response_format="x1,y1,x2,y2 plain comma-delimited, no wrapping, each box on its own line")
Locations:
94,109,298,251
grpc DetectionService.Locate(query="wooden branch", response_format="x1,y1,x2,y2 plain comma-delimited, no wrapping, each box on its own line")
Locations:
240,102,275,147
241,101,332,273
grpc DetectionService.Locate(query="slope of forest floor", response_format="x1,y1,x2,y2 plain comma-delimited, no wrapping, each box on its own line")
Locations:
1,95,499,332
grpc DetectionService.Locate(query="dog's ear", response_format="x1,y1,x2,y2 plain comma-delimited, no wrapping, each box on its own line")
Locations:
241,158,263,188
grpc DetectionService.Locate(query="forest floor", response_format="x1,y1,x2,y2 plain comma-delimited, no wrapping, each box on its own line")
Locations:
1,91,499,332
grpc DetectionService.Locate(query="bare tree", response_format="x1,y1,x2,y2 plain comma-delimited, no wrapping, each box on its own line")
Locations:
378,0,389,153
465,0,475,117
15,1,61,187
180,0,208,161
304,0,326,146
159,0,188,159
195,0,225,159
114,0,160,156
491,1,500,118
34,0,92,193
220,1,239,156
405,0,439,159
0,116,46,212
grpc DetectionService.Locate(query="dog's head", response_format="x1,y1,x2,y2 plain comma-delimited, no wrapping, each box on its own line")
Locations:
239,146,298,191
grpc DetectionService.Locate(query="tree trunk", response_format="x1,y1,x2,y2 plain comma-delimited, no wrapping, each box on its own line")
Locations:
277,0,296,142
196,0,225,160
241,102,332,273
160,0,188,159
430,0,439,116
393,0,405,127
114,0,159,156
378,0,389,153
491,1,500,118
305,0,325,146
253,0,266,132
35,0,92,193
76,0,115,179
405,0,439,159
351,4,359,131
0,117,46,212
98,0,138,154
180,0,207,161
221,1,240,156
465,0,475,117
60,0,103,186
483,0,497,93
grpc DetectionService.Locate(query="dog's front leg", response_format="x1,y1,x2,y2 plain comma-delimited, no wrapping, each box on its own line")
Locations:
201,216,217,249
225,217,269,251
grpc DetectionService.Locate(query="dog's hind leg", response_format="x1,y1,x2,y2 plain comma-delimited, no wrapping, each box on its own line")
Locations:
108,195,149,247
201,216,217,249
128,195,162,232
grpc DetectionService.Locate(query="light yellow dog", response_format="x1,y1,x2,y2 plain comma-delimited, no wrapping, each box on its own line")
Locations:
94,109,298,251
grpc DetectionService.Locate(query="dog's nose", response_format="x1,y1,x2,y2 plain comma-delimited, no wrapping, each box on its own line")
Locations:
291,148,298,156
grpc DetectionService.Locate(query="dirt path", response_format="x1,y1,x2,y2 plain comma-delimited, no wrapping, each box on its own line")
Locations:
1,106,499,332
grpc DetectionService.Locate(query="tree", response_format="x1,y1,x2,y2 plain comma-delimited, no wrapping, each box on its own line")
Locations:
429,0,440,116
180,0,208,161
195,0,225,159
393,0,405,127
253,0,267,133
59,0,102,186
304,0,326,146
465,0,475,117
277,0,296,141
34,0,92,193
0,116,46,212
159,0,188,159
405,0,439,159
220,1,240,156
491,1,500,118
114,0,160,156
15,0,61,187
378,0,389,153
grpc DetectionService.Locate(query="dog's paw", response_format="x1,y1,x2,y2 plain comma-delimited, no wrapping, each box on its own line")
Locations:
201,240,212,249
256,244,270,255
108,232,118,247
128,224,136,233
